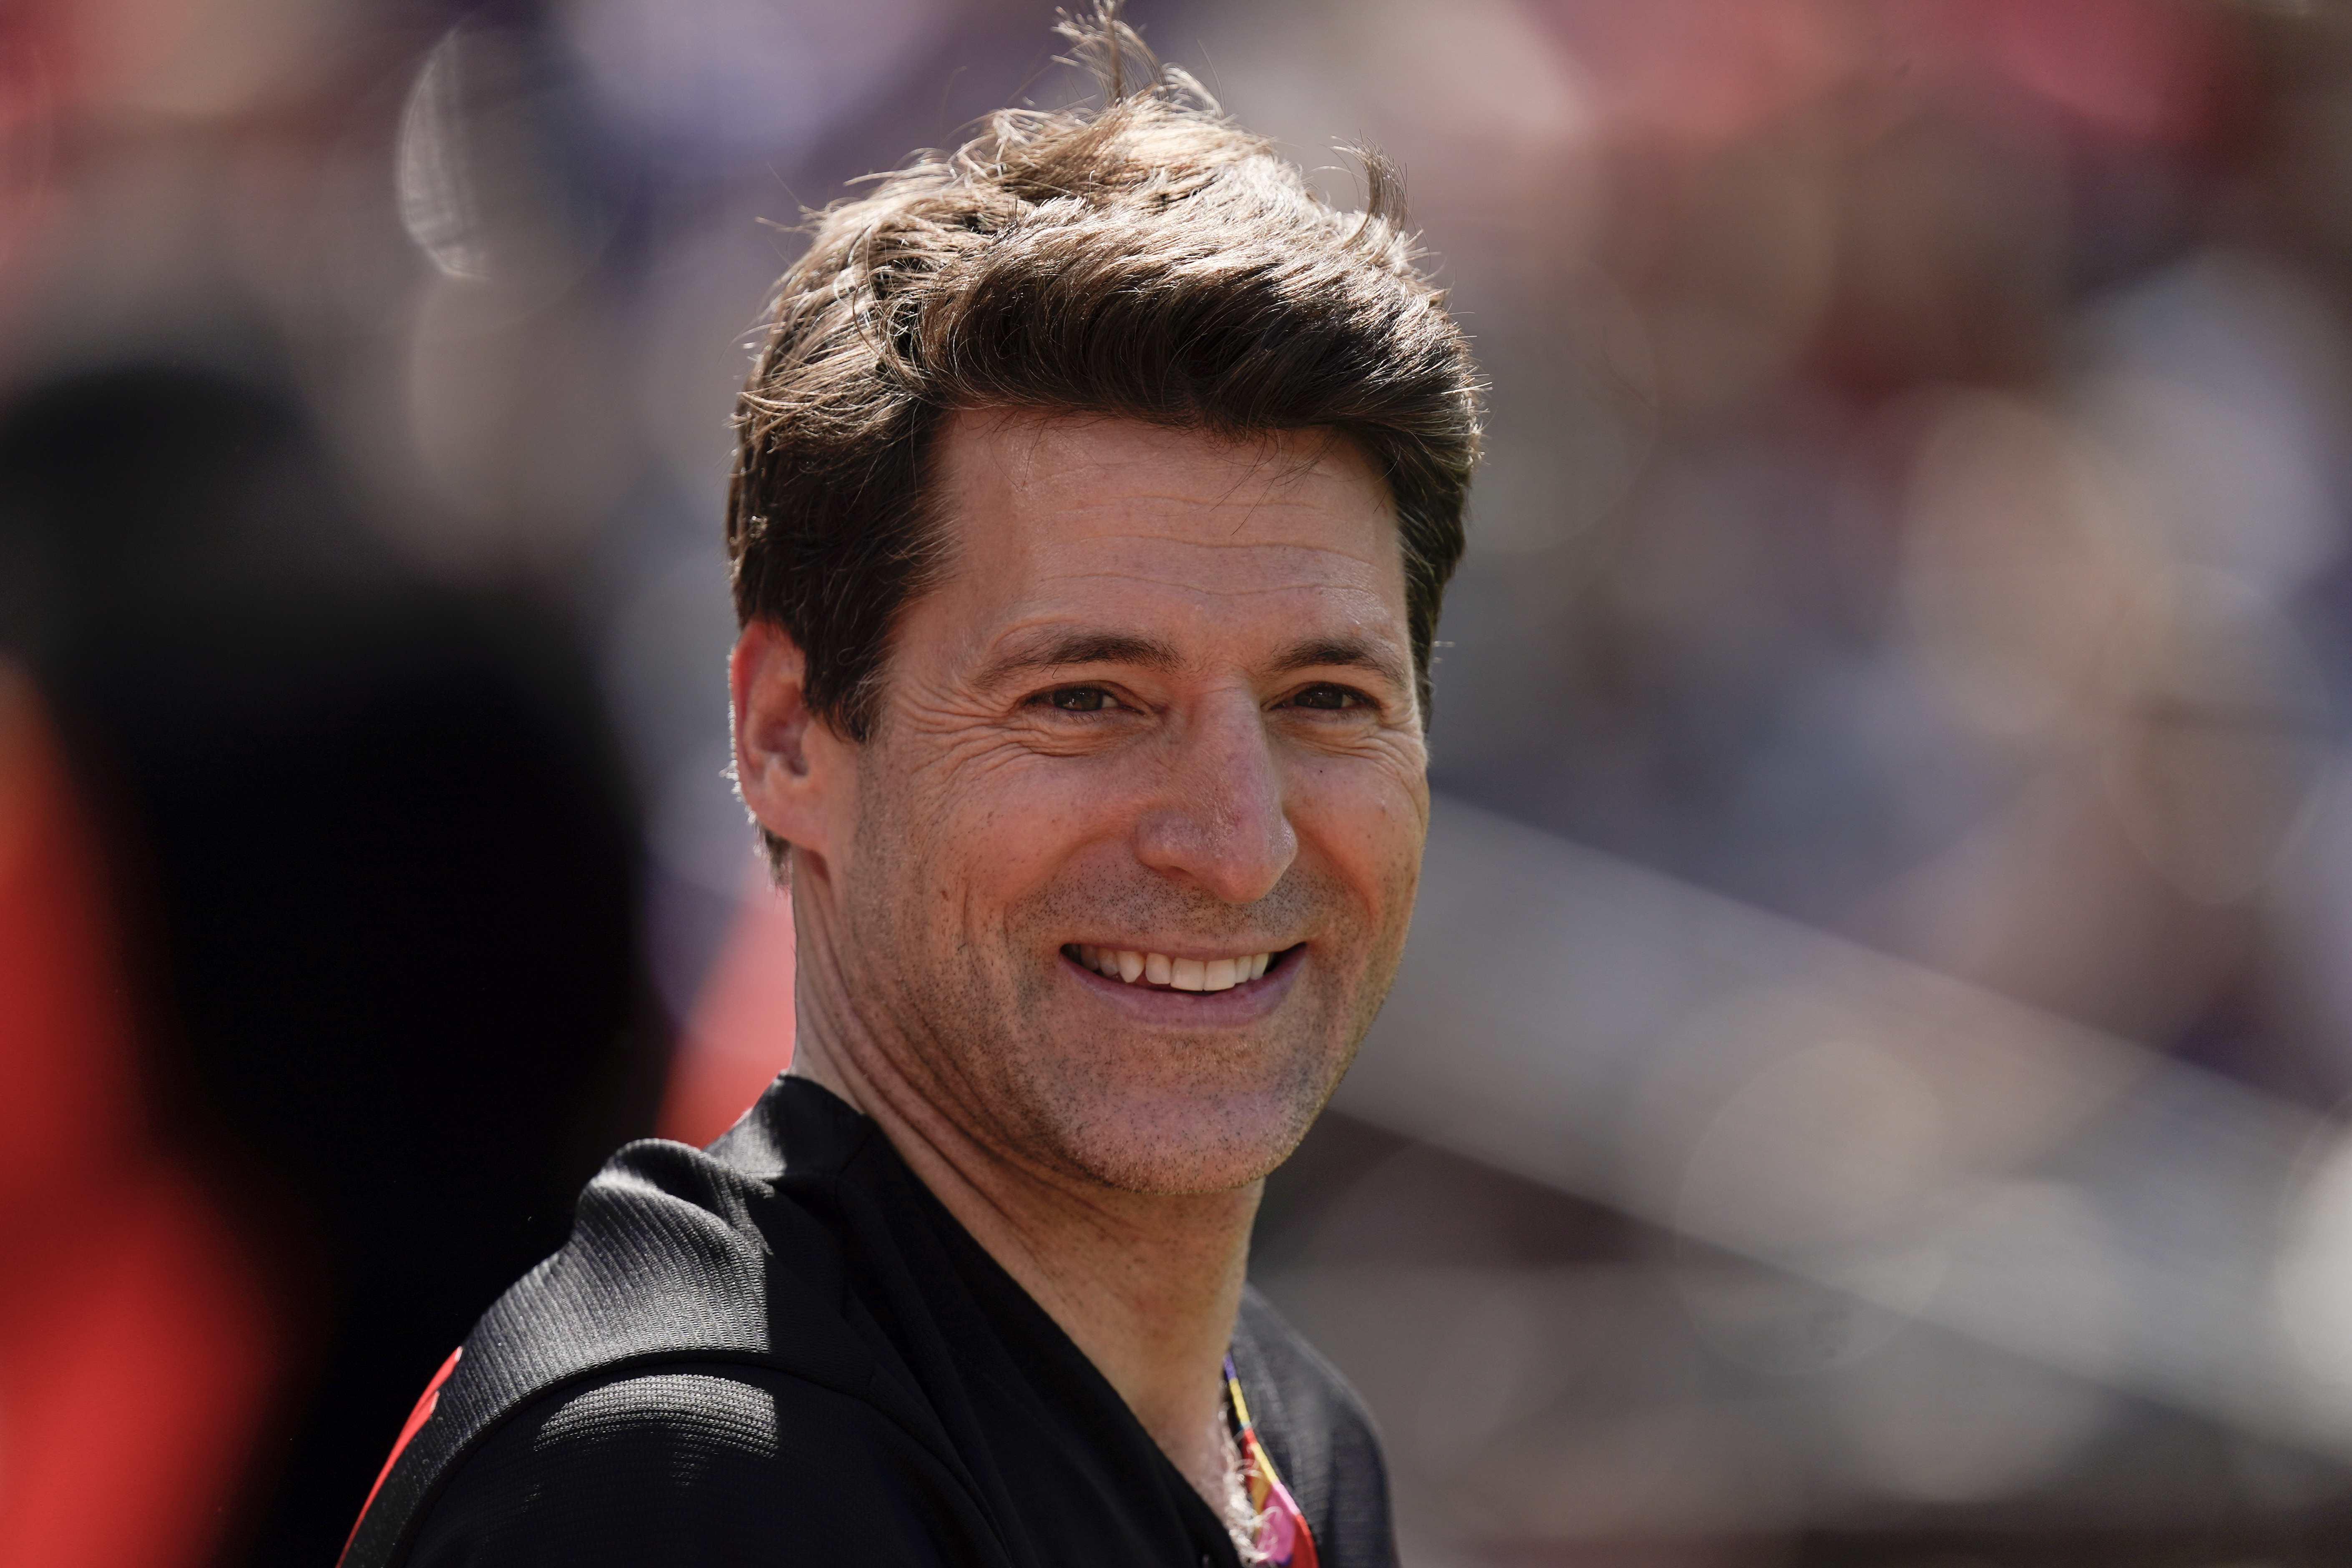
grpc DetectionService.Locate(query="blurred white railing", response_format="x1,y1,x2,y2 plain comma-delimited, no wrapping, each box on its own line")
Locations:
1339,794,2352,1454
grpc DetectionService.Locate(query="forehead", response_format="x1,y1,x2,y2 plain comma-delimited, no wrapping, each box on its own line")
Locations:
923,410,1406,662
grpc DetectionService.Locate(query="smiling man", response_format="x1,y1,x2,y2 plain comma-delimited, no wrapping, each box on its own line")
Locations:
339,11,1477,1568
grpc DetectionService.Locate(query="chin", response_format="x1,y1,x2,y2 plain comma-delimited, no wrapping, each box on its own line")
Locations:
1042,1084,1327,1196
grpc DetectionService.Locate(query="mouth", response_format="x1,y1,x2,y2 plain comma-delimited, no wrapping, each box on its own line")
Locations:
1060,942,1299,993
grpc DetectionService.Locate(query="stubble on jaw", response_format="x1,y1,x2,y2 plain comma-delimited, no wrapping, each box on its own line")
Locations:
833,766,1417,1198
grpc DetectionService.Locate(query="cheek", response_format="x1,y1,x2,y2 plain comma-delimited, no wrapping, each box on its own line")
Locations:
885,742,1123,914
1292,756,1428,896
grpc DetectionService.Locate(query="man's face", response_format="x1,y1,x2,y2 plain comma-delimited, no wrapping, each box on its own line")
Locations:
807,411,1428,1196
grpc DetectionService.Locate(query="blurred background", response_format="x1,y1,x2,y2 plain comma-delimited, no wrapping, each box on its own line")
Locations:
11,0,2352,1563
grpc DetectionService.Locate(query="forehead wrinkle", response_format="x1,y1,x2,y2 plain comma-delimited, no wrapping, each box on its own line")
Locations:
1046,493,1367,530
1019,437,1377,511
1027,530,1396,583
1015,567,1395,605
1035,536,1392,573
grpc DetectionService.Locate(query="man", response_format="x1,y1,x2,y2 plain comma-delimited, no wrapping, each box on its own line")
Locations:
340,9,1479,1565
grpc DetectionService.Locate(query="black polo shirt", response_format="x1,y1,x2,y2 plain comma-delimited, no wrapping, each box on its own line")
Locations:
340,1075,1396,1567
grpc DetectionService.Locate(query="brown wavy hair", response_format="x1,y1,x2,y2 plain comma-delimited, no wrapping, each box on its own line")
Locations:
726,4,1482,774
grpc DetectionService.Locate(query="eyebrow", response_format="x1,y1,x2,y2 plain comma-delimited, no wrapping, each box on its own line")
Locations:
977,627,1411,696
1265,635,1411,693
976,629,1185,689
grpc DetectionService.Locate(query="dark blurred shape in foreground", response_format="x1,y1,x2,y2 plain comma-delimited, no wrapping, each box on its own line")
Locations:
0,663,279,1568
0,365,667,1567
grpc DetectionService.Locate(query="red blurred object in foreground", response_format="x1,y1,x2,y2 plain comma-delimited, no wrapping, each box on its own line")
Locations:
0,666,280,1568
657,860,795,1148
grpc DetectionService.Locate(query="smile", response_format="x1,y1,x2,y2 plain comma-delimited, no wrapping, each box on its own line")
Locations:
1061,944,1289,993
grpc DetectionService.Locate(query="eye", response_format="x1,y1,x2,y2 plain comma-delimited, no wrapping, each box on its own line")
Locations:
1287,683,1366,711
1041,685,1118,712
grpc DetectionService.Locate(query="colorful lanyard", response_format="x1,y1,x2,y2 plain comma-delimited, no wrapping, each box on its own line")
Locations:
1223,1356,1320,1568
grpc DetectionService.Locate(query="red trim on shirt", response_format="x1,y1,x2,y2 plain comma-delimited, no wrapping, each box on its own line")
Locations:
342,1346,463,1561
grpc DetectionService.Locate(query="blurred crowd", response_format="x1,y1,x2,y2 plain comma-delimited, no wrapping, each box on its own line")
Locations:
11,0,2352,1564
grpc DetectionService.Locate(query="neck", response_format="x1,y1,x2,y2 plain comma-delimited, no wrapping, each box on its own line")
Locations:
788,938,1257,1510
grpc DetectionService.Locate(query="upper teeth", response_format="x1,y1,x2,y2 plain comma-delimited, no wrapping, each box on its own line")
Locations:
1072,945,1275,992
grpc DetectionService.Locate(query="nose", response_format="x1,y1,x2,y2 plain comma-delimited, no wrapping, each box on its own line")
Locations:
1132,695,1297,905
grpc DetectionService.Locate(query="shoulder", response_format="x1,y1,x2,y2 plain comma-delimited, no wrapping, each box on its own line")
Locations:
1233,1287,1399,1568
345,1120,935,1567
408,1361,1001,1568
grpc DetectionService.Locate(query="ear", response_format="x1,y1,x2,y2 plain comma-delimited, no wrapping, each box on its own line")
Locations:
731,620,855,862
